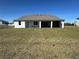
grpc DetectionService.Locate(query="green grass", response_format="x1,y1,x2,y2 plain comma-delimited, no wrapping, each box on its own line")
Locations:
0,26,79,59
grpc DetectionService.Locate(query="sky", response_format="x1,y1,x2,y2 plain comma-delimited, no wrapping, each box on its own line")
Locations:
0,0,79,23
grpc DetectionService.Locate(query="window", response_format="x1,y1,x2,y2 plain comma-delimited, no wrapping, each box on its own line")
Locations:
19,21,21,25
34,21,38,25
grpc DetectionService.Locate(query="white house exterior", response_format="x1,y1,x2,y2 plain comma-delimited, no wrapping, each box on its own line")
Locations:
14,21,26,28
14,15,64,28
75,18,79,26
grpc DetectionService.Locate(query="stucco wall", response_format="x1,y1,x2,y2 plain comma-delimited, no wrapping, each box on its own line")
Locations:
14,21,26,28
75,20,79,26
14,21,64,28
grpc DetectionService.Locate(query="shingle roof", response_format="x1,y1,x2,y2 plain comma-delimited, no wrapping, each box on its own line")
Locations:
15,15,64,21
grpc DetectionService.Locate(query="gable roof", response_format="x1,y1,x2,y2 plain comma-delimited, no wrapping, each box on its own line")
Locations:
14,15,64,21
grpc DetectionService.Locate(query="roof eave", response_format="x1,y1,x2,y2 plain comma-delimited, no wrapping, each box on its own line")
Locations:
14,19,64,21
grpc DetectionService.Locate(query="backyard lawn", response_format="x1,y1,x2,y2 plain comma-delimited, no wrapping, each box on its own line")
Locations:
0,26,79,59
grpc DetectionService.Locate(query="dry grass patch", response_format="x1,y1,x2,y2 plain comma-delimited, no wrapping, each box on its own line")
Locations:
0,26,79,59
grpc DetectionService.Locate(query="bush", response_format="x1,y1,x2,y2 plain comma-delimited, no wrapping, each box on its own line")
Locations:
65,23,74,26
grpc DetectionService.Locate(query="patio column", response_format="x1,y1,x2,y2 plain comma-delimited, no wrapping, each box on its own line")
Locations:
61,21,64,28
51,21,53,28
39,21,41,28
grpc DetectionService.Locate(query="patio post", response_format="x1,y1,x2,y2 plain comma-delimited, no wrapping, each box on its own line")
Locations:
61,21,64,28
39,21,41,28
51,21,53,28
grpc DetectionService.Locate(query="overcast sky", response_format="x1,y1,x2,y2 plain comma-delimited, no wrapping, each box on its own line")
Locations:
0,0,79,23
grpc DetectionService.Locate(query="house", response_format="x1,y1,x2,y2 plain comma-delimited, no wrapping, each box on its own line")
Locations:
0,19,9,25
14,15,64,28
0,19,9,28
74,17,79,26
8,22,14,26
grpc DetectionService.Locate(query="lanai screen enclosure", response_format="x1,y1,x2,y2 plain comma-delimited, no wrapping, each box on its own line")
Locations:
14,15,64,28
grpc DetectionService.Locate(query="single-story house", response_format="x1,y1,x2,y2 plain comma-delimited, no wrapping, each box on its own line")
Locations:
74,17,79,26
14,15,64,28
0,19,9,25
8,22,14,26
